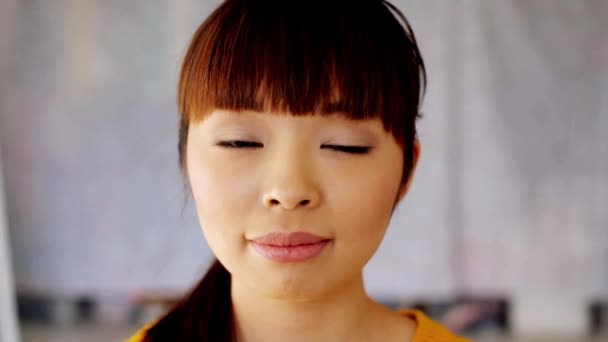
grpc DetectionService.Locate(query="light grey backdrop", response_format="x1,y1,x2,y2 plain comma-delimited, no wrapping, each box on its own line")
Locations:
0,0,606,303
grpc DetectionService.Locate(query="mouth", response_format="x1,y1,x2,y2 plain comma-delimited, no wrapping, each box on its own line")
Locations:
249,232,331,263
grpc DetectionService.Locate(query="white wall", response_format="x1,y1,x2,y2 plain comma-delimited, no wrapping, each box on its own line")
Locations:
0,0,22,339
0,146,20,342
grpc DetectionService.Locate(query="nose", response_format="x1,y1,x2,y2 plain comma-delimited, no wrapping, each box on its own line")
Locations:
262,180,321,210
261,151,321,211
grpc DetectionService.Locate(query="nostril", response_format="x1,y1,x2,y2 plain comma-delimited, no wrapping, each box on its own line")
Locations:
266,198,311,208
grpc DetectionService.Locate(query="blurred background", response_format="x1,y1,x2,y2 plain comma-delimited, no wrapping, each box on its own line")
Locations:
0,0,607,341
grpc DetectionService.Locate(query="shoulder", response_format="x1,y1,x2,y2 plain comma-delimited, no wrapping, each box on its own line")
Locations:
400,309,471,342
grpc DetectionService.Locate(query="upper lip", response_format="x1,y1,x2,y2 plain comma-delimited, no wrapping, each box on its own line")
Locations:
251,232,330,246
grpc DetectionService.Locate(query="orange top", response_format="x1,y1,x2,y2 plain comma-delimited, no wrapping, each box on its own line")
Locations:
401,309,471,342
125,309,469,341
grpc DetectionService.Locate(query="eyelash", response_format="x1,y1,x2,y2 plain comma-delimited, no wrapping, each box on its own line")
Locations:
216,141,262,149
215,141,371,154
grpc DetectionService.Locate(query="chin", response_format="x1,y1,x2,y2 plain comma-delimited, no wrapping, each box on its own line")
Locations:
262,282,327,301
260,270,345,302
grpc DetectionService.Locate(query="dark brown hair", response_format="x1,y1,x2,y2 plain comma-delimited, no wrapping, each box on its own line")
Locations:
144,1,426,341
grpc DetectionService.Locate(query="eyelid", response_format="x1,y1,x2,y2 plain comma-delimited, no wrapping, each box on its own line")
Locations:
322,144,373,154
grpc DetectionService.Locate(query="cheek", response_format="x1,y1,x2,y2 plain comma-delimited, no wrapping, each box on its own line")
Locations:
186,152,257,250
330,157,402,250
349,175,398,233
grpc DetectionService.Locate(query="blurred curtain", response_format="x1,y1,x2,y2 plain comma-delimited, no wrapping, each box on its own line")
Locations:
363,0,608,299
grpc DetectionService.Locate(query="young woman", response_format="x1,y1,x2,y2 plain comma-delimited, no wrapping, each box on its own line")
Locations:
128,0,469,341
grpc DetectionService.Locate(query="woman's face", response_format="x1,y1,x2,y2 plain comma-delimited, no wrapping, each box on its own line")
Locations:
186,109,417,299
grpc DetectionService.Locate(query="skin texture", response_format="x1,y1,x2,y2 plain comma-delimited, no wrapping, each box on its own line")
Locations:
186,109,420,341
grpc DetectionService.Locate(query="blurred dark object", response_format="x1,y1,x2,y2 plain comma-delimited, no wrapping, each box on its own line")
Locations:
17,292,97,324
590,300,608,336
17,293,53,323
76,296,96,322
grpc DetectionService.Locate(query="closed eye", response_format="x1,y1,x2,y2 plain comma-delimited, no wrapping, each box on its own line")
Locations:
322,145,372,154
216,141,371,154
216,140,263,149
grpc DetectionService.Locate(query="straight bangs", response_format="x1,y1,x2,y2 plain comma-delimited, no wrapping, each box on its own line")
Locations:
178,0,426,148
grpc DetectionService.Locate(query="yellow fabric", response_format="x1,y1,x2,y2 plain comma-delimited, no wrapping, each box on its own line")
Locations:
125,322,152,342
401,309,471,342
125,309,469,342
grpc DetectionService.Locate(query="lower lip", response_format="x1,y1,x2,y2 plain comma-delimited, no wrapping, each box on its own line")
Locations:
250,240,330,263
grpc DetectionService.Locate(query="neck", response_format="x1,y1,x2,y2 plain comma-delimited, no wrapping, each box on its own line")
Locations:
231,273,385,342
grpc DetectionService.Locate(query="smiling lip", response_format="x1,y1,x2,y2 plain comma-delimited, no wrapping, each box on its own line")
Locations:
250,232,330,263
